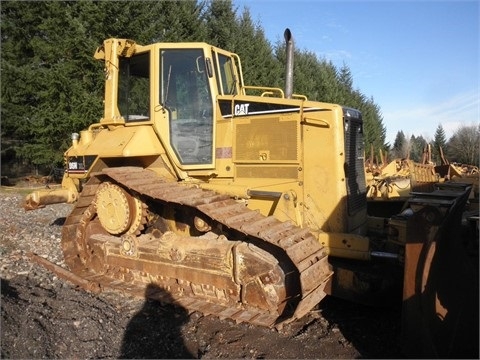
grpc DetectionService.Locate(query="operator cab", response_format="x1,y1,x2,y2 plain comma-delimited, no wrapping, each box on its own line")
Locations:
114,41,240,167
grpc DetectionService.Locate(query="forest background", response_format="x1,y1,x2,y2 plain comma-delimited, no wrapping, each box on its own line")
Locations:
1,0,478,177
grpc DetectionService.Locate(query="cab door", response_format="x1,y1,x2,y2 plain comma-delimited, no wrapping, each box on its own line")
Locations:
159,48,215,167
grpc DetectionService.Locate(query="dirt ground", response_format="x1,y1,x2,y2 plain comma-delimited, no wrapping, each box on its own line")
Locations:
1,272,403,359
1,183,478,359
0,185,406,359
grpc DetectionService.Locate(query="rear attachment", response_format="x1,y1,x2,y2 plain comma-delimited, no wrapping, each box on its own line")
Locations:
401,182,478,358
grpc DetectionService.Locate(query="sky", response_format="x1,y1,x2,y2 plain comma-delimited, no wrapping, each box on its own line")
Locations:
233,0,479,144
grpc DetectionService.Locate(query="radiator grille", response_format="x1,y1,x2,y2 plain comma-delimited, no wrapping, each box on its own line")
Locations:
344,109,367,215
235,118,298,162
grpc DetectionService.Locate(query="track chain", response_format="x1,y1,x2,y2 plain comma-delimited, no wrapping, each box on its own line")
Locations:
60,167,333,327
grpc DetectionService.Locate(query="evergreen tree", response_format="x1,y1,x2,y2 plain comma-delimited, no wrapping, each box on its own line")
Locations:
205,0,238,49
337,63,353,105
1,0,391,174
1,1,104,169
408,134,427,162
149,0,207,42
433,124,448,164
273,42,344,104
1,0,209,173
233,8,281,88
315,60,341,103
360,95,387,159
292,50,326,100
392,131,407,159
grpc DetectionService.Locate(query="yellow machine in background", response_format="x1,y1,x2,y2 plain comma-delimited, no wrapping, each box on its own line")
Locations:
24,30,478,357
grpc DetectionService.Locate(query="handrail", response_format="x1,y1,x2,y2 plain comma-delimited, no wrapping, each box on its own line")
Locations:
242,85,285,98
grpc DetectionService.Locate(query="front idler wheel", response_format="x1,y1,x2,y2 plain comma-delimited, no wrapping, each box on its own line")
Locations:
95,182,146,235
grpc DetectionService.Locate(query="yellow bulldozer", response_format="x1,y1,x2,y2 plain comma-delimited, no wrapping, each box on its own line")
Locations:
24,30,478,357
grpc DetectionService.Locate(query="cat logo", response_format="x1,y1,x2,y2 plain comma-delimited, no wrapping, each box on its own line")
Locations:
234,103,250,116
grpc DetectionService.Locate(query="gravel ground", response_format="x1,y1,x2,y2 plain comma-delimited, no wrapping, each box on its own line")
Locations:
0,189,70,280
1,188,406,359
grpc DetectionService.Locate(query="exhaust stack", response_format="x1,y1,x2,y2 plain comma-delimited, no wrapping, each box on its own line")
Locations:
284,28,294,99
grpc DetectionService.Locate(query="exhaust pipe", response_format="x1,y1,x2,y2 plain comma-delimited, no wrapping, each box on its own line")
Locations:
284,28,294,99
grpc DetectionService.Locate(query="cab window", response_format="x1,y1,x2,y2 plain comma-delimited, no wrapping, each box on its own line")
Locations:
160,49,213,165
214,52,237,95
118,52,150,122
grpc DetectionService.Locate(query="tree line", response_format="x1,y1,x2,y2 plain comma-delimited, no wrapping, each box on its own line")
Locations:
0,0,387,174
1,0,476,177
390,124,479,167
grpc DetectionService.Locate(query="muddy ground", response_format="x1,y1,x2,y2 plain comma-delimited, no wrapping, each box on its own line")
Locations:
0,186,476,359
1,273,403,359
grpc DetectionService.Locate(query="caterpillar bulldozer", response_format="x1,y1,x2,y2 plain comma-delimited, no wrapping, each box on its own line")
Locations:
24,30,478,357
